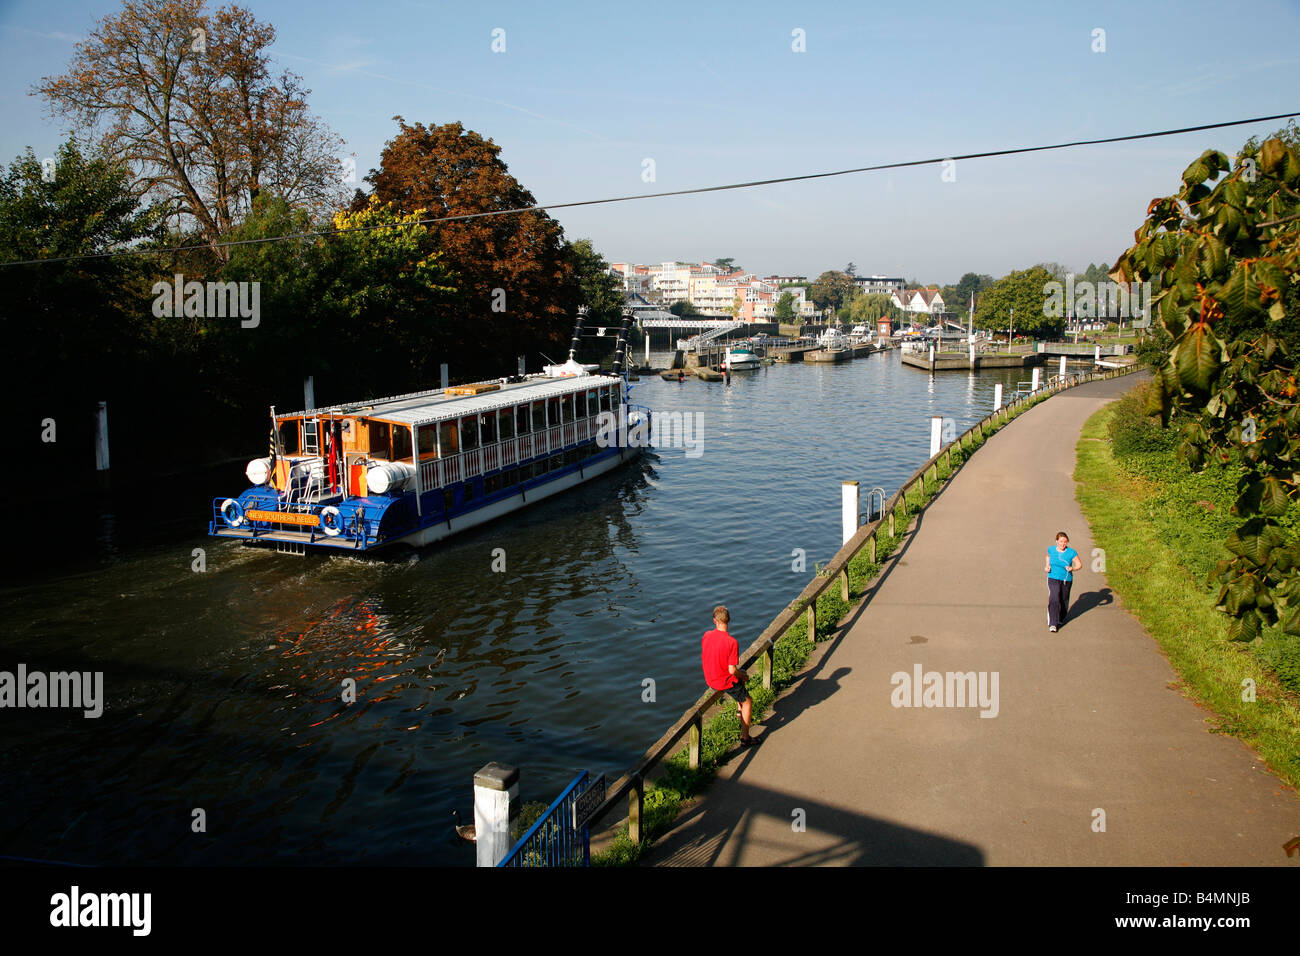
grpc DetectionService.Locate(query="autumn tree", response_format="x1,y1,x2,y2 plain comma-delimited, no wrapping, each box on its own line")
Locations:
36,0,346,253
810,270,855,312
1113,133,1300,641
364,118,574,367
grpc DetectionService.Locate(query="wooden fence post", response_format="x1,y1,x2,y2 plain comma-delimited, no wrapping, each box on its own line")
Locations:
628,774,644,844
868,532,877,565
762,644,773,689
806,601,817,642
688,716,702,770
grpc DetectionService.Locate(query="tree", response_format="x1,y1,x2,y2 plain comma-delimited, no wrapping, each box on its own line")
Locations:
1113,131,1300,641
37,0,347,254
953,272,995,310
845,262,857,276
365,118,574,370
972,266,1059,336
774,291,797,321
810,270,856,312
564,238,623,328
713,257,736,271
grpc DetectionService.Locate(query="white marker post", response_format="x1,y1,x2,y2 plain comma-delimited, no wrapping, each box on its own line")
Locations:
303,375,315,411
441,363,449,390
473,763,519,867
842,481,859,545
969,342,976,366
517,355,526,376
993,383,1003,409
1059,355,1067,379
1032,367,1041,392
930,415,943,458
1094,345,1101,364
645,333,651,367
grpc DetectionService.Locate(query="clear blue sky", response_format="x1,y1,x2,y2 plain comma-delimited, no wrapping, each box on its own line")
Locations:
2,0,1298,283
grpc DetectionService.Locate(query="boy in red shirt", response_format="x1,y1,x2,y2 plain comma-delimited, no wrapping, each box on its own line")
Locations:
701,605,754,745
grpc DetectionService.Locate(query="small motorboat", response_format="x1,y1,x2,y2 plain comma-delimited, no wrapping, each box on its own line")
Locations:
724,346,762,370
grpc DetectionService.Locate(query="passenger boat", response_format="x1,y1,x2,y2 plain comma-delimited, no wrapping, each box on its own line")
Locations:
209,308,652,554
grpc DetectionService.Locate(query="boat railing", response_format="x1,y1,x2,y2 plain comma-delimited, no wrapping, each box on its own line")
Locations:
415,415,608,492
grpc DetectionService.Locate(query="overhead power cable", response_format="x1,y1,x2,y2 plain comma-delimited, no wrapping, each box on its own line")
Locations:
2,110,1297,269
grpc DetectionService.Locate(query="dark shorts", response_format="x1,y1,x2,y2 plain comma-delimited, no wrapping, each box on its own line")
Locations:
723,682,749,705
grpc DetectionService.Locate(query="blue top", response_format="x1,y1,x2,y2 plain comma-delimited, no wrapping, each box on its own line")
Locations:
1047,545,1079,581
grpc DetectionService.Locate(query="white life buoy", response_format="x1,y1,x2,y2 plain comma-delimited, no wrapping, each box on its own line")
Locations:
320,505,343,536
220,498,245,528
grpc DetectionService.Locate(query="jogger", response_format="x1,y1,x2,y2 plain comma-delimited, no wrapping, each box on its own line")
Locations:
1045,531,1082,632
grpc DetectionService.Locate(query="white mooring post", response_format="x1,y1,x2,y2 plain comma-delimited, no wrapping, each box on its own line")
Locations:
1032,367,1041,391
928,344,935,366
1094,345,1101,363
303,375,315,411
517,355,526,376
645,333,651,367
441,363,450,390
474,762,519,867
993,382,1003,409
1059,355,1067,379
969,342,976,365
94,401,110,472
842,481,859,545
930,415,943,457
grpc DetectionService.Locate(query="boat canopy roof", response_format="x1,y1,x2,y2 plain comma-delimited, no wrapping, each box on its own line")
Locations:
279,372,623,428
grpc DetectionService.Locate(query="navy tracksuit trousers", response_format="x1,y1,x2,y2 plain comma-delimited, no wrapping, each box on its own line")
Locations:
1047,577,1072,628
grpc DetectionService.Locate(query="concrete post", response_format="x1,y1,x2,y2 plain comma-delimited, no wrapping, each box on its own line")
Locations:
94,401,110,473
969,343,976,367
928,344,935,370
1094,345,1101,363
441,364,450,390
304,375,315,411
930,416,943,458
993,382,1003,409
1032,367,1041,391
1059,355,1067,379
842,481,859,545
473,762,519,867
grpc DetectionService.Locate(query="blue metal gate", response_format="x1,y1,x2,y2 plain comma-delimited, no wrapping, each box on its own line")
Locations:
498,771,602,867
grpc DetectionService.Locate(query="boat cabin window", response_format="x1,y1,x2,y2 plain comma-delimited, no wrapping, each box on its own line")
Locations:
548,396,561,426
460,416,479,451
515,404,530,435
392,425,413,462
499,408,516,440
440,420,459,457
365,420,389,458
600,388,612,413
531,401,546,431
586,390,598,418
279,420,301,455
479,411,498,444
418,424,438,458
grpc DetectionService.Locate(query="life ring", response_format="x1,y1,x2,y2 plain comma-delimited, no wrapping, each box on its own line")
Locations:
220,498,245,528
320,505,343,536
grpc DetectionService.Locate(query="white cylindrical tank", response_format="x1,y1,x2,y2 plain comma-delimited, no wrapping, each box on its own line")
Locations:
246,457,273,485
366,461,416,494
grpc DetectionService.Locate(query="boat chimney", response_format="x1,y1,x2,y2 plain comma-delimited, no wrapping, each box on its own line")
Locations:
611,307,636,375
568,305,589,363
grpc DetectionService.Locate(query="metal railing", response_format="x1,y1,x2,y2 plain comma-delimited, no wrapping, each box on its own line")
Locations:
499,771,592,867
585,365,1142,845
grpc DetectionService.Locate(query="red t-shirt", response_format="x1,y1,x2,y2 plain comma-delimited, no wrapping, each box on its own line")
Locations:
701,628,739,690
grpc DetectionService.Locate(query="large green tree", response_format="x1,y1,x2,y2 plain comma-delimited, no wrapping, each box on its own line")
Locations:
810,270,855,312
564,237,623,328
973,266,1060,335
1113,130,1300,641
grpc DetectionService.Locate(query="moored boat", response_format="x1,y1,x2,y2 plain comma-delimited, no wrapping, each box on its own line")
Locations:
724,345,762,370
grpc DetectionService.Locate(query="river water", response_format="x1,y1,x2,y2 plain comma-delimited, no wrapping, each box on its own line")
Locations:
0,350,1067,866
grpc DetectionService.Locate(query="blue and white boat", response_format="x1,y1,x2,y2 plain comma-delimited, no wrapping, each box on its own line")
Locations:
209,309,651,554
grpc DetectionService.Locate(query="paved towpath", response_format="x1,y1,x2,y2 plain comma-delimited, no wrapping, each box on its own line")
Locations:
653,372,1300,866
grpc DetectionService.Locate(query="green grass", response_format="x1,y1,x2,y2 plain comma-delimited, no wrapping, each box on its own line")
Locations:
1074,390,1300,788
592,383,1076,865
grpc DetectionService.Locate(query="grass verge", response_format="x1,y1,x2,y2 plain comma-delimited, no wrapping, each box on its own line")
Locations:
1074,393,1300,790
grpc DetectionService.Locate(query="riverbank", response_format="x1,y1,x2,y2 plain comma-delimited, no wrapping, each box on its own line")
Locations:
1074,386,1300,789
